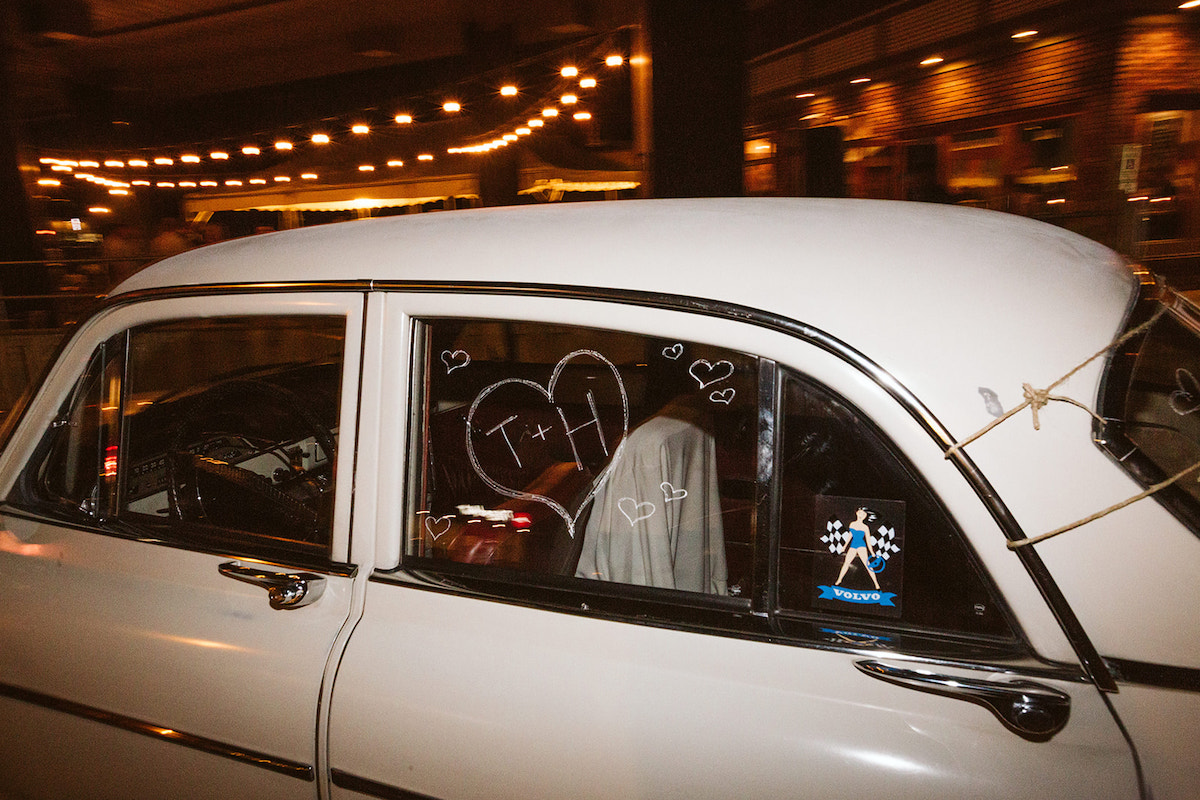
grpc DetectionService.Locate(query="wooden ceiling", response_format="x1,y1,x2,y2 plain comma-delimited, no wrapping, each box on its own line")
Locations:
8,0,638,145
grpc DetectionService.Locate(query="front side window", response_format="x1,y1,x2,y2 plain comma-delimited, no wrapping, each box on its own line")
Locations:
408,320,759,598
13,314,346,561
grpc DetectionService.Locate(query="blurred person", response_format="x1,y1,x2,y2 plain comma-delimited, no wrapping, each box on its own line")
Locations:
102,223,148,288
150,218,192,259
201,221,228,246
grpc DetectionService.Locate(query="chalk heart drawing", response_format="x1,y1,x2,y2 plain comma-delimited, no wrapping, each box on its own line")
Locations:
441,349,471,374
465,350,629,538
689,358,734,389
661,481,687,503
619,497,656,526
710,388,736,405
1170,368,1200,416
662,343,684,361
424,515,453,541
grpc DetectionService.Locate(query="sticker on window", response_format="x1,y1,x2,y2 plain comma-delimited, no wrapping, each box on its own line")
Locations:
813,495,905,617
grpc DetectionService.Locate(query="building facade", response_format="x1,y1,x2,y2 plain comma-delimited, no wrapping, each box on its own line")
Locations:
746,0,1200,281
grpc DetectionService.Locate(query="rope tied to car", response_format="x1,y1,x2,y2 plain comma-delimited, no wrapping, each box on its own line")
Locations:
945,303,1168,460
941,302,1197,549
1009,459,1200,549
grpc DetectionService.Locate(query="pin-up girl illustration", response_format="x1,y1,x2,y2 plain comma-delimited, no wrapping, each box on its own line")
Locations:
835,507,880,590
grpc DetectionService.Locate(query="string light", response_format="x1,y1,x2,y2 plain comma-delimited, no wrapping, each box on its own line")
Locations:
30,32,628,203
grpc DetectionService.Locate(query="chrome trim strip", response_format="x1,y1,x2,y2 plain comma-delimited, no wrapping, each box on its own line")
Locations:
331,768,443,799
1106,658,1200,693
0,681,314,780
83,280,1115,689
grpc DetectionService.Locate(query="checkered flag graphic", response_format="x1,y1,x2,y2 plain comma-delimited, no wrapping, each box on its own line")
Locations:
821,518,850,554
872,525,901,561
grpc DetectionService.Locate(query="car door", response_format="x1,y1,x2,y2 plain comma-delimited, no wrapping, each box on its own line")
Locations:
0,292,364,799
327,291,1140,800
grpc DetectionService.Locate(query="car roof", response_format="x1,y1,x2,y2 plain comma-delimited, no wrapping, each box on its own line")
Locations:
113,197,1137,438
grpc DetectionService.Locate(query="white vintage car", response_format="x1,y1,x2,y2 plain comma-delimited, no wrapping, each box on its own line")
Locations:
1,198,1197,799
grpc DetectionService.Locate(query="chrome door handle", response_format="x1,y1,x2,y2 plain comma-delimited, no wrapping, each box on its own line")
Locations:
218,561,326,610
855,659,1071,741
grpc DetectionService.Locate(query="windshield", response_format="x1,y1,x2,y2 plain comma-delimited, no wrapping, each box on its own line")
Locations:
1097,282,1200,536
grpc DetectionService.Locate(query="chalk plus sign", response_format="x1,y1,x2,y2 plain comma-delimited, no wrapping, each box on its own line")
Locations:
531,423,553,441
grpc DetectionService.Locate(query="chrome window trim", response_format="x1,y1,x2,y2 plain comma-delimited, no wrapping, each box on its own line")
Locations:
0,681,314,780
82,280,1115,690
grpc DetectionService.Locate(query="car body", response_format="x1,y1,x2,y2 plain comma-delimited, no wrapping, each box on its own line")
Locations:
1,197,1197,799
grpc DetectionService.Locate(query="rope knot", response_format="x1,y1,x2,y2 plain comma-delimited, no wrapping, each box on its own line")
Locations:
1022,383,1052,430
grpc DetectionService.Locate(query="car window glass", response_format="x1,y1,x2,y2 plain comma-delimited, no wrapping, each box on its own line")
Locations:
1098,298,1200,534
408,319,758,599
118,315,346,555
28,337,122,517
776,371,1013,639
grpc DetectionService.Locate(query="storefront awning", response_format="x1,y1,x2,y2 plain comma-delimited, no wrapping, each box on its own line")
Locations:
183,173,479,214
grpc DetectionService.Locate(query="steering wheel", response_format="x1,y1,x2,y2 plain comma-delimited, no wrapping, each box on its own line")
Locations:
164,379,337,542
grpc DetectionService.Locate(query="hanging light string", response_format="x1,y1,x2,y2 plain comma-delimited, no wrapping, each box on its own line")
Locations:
942,300,1196,549
30,25,634,188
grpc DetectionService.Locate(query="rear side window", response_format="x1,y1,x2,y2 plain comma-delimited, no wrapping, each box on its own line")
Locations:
776,371,1012,638
402,316,1015,651
1098,292,1200,534
407,320,759,598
